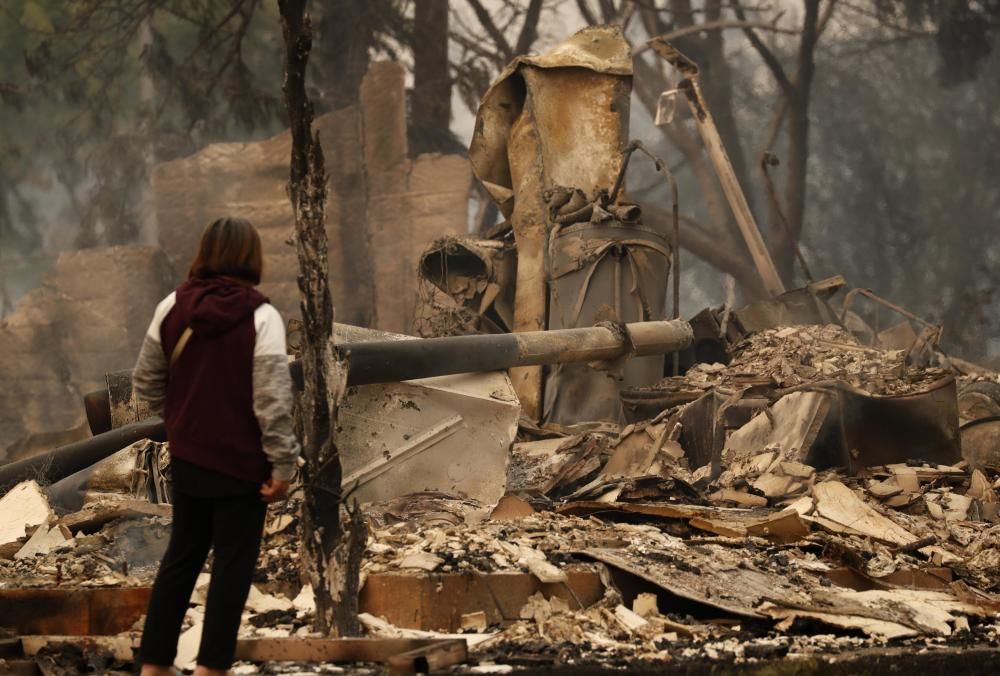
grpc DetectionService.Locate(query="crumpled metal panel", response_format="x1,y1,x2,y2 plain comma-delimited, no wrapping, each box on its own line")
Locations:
840,377,961,471
804,377,962,471
334,326,519,506
469,24,633,216
468,25,636,420
418,236,516,333
44,439,170,511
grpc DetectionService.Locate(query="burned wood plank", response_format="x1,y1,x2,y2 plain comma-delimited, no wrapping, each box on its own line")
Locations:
359,569,603,632
0,588,151,636
812,481,918,546
745,509,811,544
760,589,991,640
580,543,812,620
386,639,468,675
559,500,771,538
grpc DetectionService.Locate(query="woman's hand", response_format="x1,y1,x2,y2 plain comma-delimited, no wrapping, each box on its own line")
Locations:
260,477,291,503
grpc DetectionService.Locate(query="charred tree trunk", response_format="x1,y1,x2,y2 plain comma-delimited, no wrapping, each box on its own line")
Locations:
773,0,820,283
314,1,376,110
410,0,453,155
279,0,366,636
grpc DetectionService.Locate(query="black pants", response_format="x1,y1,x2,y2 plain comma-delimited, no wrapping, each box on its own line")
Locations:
139,482,267,670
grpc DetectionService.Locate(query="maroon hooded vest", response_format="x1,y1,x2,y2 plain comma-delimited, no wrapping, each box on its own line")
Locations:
159,277,271,483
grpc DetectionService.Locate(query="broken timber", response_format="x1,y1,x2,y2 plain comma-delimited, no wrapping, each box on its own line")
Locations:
233,637,466,666
648,39,787,297
359,568,604,631
0,588,151,636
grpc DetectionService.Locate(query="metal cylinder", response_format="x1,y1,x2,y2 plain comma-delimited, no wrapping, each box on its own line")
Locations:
340,320,693,386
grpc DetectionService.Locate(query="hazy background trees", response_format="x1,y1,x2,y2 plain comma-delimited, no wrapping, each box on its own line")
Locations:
1,0,997,359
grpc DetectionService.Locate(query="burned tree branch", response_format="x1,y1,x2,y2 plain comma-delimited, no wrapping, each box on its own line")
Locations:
575,0,600,25
465,0,514,60
735,5,793,96
642,204,767,297
634,17,800,55
760,152,813,283
514,0,545,56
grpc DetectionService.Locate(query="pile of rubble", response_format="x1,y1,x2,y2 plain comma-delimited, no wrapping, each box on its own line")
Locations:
691,324,948,394
2,318,1000,673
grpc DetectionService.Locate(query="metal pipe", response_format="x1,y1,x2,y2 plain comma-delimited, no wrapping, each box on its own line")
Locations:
0,419,166,491
335,319,693,386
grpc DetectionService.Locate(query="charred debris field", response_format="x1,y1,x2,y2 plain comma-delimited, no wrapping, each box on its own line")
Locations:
2,318,1000,674
1,12,999,676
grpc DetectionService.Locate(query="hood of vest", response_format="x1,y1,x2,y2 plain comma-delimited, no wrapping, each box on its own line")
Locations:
175,277,268,338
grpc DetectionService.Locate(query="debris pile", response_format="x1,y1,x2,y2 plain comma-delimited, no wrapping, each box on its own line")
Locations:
656,323,948,396
2,317,999,673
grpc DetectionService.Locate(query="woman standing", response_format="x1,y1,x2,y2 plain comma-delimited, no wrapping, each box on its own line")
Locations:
132,217,301,676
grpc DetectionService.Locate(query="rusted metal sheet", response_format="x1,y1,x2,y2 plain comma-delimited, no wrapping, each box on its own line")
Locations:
359,568,604,631
469,25,632,217
0,587,151,636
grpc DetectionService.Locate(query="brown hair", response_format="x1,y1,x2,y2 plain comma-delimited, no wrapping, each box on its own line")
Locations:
188,217,263,285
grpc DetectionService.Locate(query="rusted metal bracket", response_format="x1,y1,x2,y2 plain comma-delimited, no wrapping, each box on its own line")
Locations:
647,38,787,298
